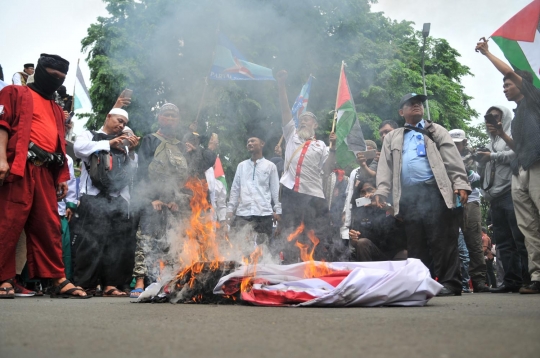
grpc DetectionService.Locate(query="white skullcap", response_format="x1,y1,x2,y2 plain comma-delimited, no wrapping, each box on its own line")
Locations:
108,108,129,120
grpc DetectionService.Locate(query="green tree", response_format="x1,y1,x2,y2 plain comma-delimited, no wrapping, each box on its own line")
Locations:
81,0,478,181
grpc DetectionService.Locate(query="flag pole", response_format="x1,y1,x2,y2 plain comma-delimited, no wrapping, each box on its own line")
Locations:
71,58,79,113
194,77,208,123
330,61,345,149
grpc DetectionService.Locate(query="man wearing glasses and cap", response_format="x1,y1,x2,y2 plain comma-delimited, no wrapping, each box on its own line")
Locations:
374,93,470,297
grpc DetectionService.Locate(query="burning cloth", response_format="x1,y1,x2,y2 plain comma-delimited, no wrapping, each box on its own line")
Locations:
214,259,442,307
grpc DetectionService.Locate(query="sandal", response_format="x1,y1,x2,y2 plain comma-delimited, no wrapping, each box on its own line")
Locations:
0,279,15,299
103,288,128,297
50,279,91,299
130,288,144,298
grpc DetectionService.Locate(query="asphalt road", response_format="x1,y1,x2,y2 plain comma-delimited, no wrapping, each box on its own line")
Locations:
1,293,539,358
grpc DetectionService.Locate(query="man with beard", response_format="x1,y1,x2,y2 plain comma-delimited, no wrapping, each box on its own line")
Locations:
276,70,336,262
73,107,139,297
374,93,470,296
12,63,34,86
130,104,215,298
0,54,88,298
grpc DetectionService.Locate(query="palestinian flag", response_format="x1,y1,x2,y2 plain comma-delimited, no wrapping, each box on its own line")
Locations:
492,0,540,87
334,63,366,169
214,155,227,193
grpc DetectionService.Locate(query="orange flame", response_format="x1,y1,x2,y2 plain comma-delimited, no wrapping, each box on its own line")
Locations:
240,246,263,292
176,178,223,282
287,223,332,278
287,222,305,242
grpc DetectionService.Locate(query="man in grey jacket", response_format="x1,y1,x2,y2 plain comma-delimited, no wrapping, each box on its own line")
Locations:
374,93,471,296
476,105,528,293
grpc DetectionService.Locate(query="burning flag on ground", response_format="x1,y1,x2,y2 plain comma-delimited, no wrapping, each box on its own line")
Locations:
491,0,540,87
332,62,366,169
214,259,442,307
210,33,275,81
291,75,314,128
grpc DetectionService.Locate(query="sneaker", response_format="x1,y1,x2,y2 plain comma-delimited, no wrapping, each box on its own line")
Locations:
519,281,540,294
13,280,36,297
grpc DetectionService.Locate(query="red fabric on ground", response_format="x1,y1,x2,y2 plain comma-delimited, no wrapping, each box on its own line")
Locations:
0,164,64,281
317,270,351,287
29,89,59,153
241,287,316,306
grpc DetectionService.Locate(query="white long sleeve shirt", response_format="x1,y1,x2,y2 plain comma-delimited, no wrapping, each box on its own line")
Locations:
227,158,281,217
58,155,77,216
74,128,137,202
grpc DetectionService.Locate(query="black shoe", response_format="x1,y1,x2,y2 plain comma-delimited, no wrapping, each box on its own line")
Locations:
437,287,461,297
519,281,540,294
489,284,520,293
472,282,491,293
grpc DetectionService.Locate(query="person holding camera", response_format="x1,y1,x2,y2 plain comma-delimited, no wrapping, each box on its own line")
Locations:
476,39,540,294
448,129,490,293
475,105,528,293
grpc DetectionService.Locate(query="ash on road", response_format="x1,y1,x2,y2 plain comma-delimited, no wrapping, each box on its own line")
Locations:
1,294,538,358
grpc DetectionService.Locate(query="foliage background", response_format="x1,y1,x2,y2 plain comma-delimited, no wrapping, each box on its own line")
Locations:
81,0,484,182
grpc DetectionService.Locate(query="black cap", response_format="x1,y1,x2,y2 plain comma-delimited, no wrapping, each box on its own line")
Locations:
399,93,427,109
38,53,69,74
24,63,34,68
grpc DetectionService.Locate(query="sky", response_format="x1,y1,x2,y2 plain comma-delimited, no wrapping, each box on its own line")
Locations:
0,0,533,133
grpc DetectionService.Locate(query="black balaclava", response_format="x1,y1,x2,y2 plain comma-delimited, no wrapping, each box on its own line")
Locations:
28,53,69,100
57,85,67,98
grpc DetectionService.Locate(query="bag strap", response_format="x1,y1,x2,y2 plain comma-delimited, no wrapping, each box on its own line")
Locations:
284,143,306,174
152,132,181,145
403,126,439,149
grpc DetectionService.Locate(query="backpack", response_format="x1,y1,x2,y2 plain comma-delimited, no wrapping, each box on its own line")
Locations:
148,132,188,185
85,131,135,195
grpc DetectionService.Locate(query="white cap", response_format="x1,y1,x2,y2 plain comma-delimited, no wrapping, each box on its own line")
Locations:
449,129,466,143
108,108,128,120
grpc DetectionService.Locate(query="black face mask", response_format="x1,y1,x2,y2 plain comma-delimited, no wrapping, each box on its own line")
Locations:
28,65,65,100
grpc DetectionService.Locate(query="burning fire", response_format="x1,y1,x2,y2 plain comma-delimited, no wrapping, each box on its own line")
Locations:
240,246,263,293
177,178,223,285
287,222,332,278
168,179,333,303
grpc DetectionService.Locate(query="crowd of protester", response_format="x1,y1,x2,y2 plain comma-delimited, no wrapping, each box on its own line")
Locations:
1,40,539,299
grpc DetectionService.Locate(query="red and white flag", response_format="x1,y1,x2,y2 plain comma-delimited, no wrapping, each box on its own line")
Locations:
214,259,442,307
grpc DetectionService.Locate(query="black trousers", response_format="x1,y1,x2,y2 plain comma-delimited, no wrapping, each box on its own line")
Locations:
400,184,461,292
73,194,137,289
233,215,273,245
280,186,336,262
490,192,529,286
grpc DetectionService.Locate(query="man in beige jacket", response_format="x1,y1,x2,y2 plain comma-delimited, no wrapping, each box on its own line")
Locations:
374,93,471,296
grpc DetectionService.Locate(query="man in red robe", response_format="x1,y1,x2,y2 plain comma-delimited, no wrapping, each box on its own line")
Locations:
0,53,88,298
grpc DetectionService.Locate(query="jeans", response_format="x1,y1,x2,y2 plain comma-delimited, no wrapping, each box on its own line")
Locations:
458,232,470,291
490,192,529,287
